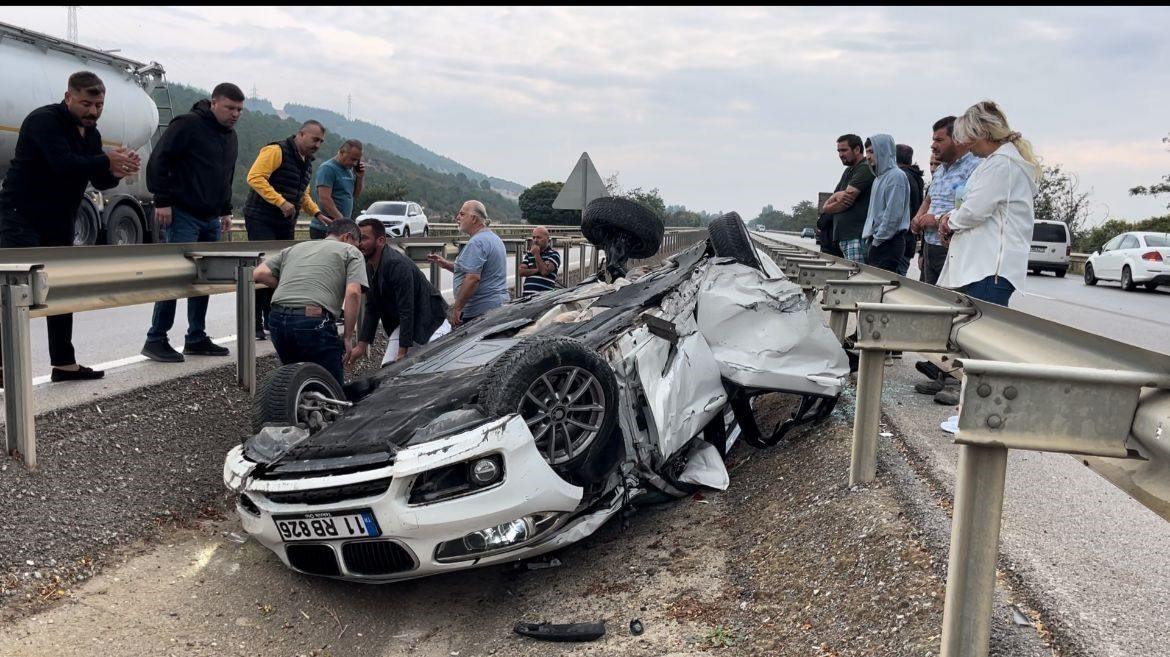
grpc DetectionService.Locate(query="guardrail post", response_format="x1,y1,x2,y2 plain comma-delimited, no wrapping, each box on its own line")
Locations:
561,242,572,287
514,243,524,298
822,279,893,344
850,302,974,485
235,264,256,395
1,265,47,470
578,243,587,282
940,444,1008,657
188,253,263,395
937,359,1169,656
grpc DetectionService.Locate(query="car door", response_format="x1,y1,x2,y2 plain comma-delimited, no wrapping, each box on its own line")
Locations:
407,204,422,234
1116,234,1142,280
1095,235,1125,279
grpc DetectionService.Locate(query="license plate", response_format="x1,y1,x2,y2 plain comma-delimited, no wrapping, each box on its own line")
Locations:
274,509,381,542
1030,246,1045,253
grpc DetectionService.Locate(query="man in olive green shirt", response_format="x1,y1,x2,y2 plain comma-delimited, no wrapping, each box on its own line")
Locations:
822,133,875,263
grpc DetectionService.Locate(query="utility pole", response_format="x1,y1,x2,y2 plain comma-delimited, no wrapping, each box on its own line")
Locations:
250,83,259,101
347,94,352,121
66,6,78,43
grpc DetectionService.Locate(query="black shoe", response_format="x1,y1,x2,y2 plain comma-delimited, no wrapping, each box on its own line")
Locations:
915,360,942,381
255,328,267,341
184,338,230,357
141,340,185,363
51,365,105,382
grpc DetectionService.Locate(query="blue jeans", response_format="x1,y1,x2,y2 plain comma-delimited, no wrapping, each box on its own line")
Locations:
146,208,220,345
267,310,345,386
959,275,1015,306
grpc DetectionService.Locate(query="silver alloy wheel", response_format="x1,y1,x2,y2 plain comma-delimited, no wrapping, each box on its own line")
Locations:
518,365,606,465
295,377,345,432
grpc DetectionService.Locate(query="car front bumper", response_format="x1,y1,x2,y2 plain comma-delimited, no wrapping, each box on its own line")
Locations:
224,415,584,582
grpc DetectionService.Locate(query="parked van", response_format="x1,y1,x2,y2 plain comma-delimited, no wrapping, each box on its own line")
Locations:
1029,220,1071,277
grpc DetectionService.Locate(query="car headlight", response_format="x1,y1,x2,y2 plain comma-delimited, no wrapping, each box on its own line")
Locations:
434,512,563,562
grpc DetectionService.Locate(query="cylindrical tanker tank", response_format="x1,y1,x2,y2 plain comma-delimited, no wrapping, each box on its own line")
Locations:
0,20,168,245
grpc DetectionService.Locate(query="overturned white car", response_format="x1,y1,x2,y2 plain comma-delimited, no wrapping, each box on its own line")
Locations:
223,202,849,582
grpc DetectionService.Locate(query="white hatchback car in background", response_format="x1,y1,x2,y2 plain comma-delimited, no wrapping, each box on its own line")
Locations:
1083,231,1170,291
1028,219,1071,277
356,201,429,237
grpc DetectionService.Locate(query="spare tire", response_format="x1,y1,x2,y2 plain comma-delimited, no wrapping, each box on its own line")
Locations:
581,197,665,259
253,362,346,434
479,335,619,477
707,211,762,270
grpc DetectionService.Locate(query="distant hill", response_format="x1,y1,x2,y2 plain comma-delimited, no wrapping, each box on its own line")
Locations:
165,83,521,222
246,101,526,200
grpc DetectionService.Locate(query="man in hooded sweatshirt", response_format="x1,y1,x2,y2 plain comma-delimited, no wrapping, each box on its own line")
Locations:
141,83,245,364
861,135,911,274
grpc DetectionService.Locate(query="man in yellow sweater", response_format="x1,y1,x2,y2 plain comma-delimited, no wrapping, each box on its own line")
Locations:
243,119,331,339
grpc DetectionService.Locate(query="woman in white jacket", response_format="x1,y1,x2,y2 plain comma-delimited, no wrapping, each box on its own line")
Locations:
937,101,1042,306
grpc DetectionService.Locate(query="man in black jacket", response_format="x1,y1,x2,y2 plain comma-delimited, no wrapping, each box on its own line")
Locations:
0,71,140,382
896,144,925,277
140,82,244,363
346,218,450,367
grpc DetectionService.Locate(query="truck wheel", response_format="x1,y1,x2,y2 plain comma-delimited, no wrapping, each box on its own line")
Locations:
105,205,143,245
479,336,618,479
73,202,99,246
707,211,763,270
253,362,347,434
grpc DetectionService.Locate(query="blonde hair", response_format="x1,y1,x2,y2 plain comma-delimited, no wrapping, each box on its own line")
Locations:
954,100,1042,182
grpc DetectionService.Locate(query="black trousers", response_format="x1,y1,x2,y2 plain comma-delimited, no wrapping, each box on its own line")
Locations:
865,231,908,274
922,242,949,286
244,216,295,330
0,212,77,367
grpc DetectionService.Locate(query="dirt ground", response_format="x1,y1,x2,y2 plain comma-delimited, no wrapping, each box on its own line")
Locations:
0,388,1055,657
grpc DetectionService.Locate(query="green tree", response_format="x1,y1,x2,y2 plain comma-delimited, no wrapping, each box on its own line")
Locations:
1129,132,1170,208
479,178,492,191
518,181,580,226
790,200,818,229
1035,165,1094,241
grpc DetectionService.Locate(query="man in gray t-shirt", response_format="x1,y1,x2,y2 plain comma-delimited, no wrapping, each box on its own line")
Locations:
427,200,509,326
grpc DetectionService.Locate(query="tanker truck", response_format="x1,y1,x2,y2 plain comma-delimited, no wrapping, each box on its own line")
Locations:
0,20,170,245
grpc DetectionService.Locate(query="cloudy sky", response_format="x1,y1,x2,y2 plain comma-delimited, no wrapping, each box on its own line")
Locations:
4,6,1169,224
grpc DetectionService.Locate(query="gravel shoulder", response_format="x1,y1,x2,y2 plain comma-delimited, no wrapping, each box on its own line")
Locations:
0,363,1056,655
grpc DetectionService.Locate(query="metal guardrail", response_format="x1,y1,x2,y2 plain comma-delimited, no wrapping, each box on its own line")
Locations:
751,233,1170,657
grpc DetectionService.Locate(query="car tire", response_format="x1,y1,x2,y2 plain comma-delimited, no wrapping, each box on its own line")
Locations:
253,362,346,434
479,335,619,480
1121,266,1136,291
581,197,664,260
706,211,762,270
1084,263,1097,286
104,205,143,245
404,226,411,238
423,225,429,236
1054,268,1066,278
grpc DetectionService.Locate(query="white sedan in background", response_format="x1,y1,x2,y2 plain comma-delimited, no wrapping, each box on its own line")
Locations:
356,201,429,237
1083,231,1170,291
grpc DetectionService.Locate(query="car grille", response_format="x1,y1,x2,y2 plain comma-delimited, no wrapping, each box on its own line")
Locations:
286,544,340,576
263,478,392,505
343,540,416,576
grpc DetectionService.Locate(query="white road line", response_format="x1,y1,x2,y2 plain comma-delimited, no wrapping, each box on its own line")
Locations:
31,335,242,387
